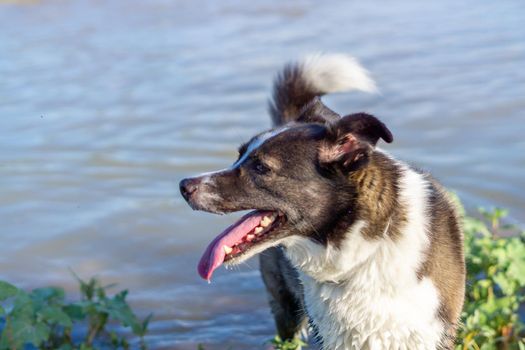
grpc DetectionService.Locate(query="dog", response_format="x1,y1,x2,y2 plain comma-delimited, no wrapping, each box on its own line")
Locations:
180,53,466,350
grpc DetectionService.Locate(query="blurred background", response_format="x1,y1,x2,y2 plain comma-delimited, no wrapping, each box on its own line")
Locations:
0,0,524,349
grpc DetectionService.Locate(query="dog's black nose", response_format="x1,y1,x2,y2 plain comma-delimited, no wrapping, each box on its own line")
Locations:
179,177,199,202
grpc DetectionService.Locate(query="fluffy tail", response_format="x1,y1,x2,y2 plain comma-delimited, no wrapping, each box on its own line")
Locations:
269,53,377,126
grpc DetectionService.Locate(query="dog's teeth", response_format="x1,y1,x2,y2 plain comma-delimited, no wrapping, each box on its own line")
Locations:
246,234,255,241
254,226,263,234
223,245,233,254
260,216,271,227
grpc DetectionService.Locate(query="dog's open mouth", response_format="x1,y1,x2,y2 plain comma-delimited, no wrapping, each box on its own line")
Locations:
198,210,285,281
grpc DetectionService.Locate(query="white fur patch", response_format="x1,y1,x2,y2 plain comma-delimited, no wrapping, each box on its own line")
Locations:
283,164,444,350
301,53,378,95
233,126,289,168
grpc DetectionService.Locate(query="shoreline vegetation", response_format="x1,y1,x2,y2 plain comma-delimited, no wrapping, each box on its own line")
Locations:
0,275,150,350
1,199,524,350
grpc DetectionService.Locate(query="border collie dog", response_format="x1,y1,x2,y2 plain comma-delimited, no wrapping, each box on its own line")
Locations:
180,53,465,350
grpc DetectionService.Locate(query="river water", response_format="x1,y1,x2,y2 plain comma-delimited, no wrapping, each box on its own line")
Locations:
0,0,524,348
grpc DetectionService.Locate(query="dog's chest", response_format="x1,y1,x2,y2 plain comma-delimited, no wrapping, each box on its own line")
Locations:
301,272,444,350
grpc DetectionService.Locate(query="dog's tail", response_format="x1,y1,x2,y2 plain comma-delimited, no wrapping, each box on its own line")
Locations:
269,53,377,126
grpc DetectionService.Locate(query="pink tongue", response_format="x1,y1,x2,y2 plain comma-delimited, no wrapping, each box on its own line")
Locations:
198,210,271,281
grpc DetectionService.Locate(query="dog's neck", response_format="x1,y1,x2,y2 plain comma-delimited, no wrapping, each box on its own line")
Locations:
284,151,413,283
282,154,442,348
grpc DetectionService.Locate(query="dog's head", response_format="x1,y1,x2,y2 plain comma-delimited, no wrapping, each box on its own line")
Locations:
180,101,393,280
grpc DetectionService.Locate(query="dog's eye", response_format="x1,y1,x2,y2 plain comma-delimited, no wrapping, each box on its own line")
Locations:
252,159,270,175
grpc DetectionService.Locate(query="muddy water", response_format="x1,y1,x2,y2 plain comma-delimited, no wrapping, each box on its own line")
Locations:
0,0,524,348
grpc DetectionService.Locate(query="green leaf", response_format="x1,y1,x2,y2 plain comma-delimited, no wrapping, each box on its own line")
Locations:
0,318,23,350
29,286,67,318
508,261,525,284
269,335,306,350
11,291,34,316
140,313,153,335
31,286,65,303
0,281,18,301
64,303,86,320
493,273,514,296
99,296,142,334
0,313,51,348
39,305,73,327
57,344,74,350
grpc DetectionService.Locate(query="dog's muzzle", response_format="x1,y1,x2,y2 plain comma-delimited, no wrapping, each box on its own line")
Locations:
179,177,200,202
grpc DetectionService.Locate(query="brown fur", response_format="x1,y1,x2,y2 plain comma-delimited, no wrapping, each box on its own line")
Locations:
418,179,466,346
349,152,407,241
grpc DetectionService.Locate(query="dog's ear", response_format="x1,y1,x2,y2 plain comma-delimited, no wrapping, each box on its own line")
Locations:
319,113,393,171
297,97,341,124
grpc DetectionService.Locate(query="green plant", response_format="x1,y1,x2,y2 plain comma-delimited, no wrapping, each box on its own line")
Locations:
0,274,151,350
455,203,525,350
269,335,307,350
